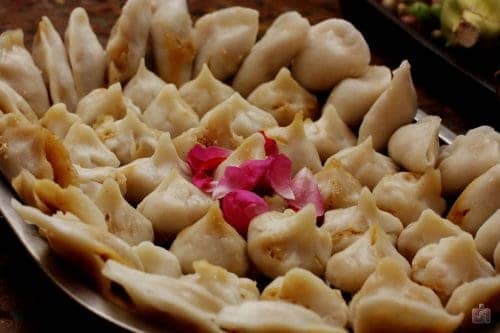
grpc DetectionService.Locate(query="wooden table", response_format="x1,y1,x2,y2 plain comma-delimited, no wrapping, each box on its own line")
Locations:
0,0,490,332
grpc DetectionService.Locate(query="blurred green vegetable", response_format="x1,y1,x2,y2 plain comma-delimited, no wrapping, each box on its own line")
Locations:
408,2,432,21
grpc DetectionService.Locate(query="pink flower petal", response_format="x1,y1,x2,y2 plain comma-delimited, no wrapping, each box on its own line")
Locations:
192,173,217,193
222,189,270,235
213,160,270,199
265,154,295,200
260,131,279,156
187,144,231,193
288,167,325,217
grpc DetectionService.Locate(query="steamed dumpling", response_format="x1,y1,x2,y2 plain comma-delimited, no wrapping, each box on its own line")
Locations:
325,65,391,127
358,61,418,151
388,116,441,173
75,83,128,125
0,79,38,122
475,210,500,263
39,103,81,139
123,58,166,111
133,241,182,277
495,243,500,271
247,204,332,278
193,7,259,81
247,68,318,126
170,204,249,276
74,165,126,197
233,12,311,97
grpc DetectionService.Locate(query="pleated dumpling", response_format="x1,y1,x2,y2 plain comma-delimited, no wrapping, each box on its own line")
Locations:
74,165,126,197
262,268,349,328
65,7,106,98
179,64,234,118
151,0,195,86
373,169,446,226
39,103,81,139
233,12,311,97
248,68,319,126
411,234,495,301
292,19,370,91
32,16,78,111
123,59,166,111
248,204,332,278
142,84,199,137
193,7,259,81
397,209,465,260
266,114,322,174
75,83,129,125
448,164,500,235
137,169,212,242
0,79,39,122
325,224,410,293
325,65,391,127
304,105,356,161
475,210,500,263
330,136,398,189
0,29,49,116
170,204,249,276
133,241,181,277
358,61,418,151
106,0,151,83
321,188,403,254
388,116,441,173
438,126,500,195
349,258,463,333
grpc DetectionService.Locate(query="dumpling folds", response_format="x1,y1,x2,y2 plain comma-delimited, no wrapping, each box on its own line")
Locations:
411,234,495,301
292,19,370,91
248,204,332,278
321,188,403,254
330,136,398,189
349,258,463,333
325,65,391,127
325,224,410,293
123,58,166,111
439,126,500,195
151,0,195,86
133,241,181,277
358,60,418,151
179,64,234,118
475,209,500,262
0,80,38,122
248,67,319,126
65,7,106,98
170,204,248,276
142,84,199,137
39,103,81,139
0,29,49,117
193,7,258,81
388,116,441,173
106,0,151,83
75,83,129,125
233,12,310,97
262,268,349,328
32,16,78,111
74,165,126,197
137,169,212,242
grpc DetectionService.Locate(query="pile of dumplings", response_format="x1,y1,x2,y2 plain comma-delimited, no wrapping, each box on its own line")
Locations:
1,0,500,332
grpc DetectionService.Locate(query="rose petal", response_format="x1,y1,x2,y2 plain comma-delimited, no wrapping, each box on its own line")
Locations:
288,167,325,217
187,144,231,193
265,154,295,200
192,173,217,193
260,131,279,156
222,190,269,235
213,160,270,199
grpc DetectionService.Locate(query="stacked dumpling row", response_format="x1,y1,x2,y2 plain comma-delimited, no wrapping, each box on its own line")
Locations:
1,0,500,332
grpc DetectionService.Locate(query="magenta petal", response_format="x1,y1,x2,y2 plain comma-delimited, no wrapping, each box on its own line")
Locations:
260,131,279,156
288,167,325,217
192,173,217,193
222,190,270,235
187,144,231,174
266,154,295,200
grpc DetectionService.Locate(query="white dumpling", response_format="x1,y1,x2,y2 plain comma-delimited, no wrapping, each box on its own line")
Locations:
170,204,249,276
233,12,310,97
39,103,81,139
330,136,398,189
358,60,418,151
137,169,212,242
475,209,500,263
65,7,106,98
248,68,319,126
0,29,49,116
321,188,403,254
106,0,151,83
75,83,128,125
325,224,410,293
142,84,199,137
292,19,370,91
448,164,500,235
123,58,166,111
325,65,391,127
373,169,446,226
0,79,38,122
179,64,234,118
388,116,441,173
266,114,322,174
151,0,195,86
438,126,500,195
133,241,182,277
262,268,349,328
74,165,126,196
397,209,465,260
350,258,463,333
193,7,258,81
248,204,332,278
411,234,495,301
32,16,78,111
